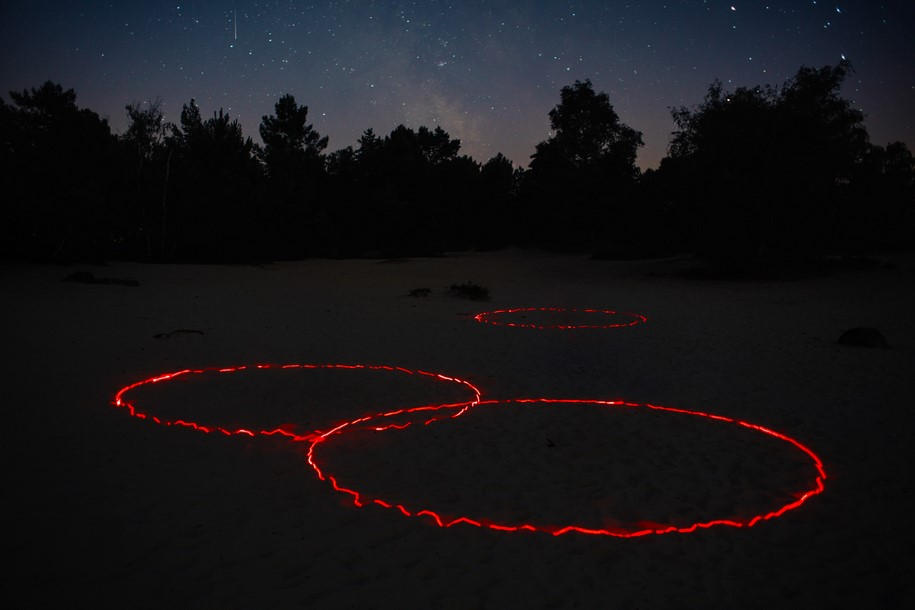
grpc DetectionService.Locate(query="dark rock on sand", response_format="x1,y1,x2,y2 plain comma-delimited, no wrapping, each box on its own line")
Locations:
447,282,490,301
838,327,888,348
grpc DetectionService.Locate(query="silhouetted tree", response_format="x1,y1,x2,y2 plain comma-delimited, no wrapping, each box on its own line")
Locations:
667,81,777,261
376,125,460,255
125,99,167,160
475,153,515,249
258,94,328,258
120,100,171,259
536,80,642,174
522,79,643,250
437,154,482,250
0,81,117,260
260,94,328,174
324,129,383,256
165,100,263,261
416,125,462,165
838,140,915,251
628,164,686,259
667,62,872,265
879,142,915,250
325,124,477,256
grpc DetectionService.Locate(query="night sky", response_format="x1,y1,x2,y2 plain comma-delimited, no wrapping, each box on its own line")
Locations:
1,1,912,169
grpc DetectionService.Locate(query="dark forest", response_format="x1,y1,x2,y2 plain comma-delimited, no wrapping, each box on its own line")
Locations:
2,62,911,267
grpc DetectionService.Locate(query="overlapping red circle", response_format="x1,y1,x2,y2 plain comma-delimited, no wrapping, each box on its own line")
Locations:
110,308,826,538
473,307,647,329
113,363,481,442
306,398,826,538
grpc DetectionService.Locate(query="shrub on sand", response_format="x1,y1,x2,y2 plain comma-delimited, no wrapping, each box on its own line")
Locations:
447,282,490,301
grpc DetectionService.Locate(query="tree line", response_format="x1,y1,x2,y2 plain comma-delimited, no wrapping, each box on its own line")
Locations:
1,62,911,266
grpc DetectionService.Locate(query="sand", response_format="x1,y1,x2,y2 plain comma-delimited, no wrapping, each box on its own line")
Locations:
5,250,914,608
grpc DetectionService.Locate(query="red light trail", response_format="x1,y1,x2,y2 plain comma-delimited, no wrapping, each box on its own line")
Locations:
473,307,647,329
307,398,827,538
113,363,481,442
110,312,827,538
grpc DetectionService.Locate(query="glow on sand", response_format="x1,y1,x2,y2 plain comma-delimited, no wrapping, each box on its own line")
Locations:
306,398,827,538
111,317,826,538
113,363,482,442
473,307,648,329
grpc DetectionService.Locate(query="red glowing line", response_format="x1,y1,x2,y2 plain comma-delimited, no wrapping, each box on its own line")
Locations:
473,307,648,330
111,355,826,538
112,363,482,443
308,398,827,538
373,423,412,431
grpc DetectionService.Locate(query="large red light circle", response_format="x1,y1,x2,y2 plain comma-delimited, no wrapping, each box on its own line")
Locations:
473,307,647,329
307,398,826,538
113,363,482,442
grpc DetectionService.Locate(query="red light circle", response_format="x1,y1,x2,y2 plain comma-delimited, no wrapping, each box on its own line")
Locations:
307,398,826,538
473,307,647,330
113,363,482,442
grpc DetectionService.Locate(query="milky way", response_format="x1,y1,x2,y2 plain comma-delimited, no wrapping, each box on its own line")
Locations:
1,1,912,169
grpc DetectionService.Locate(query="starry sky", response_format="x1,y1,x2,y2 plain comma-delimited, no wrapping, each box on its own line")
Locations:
1,1,912,169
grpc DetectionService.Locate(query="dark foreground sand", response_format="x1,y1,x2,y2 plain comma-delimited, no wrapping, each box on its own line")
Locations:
5,250,914,608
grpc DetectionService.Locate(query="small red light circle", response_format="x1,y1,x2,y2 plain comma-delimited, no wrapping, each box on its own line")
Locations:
473,307,647,329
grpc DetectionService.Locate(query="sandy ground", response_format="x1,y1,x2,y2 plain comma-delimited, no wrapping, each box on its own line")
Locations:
5,250,915,608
